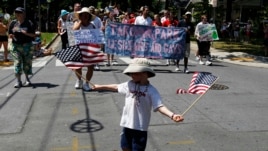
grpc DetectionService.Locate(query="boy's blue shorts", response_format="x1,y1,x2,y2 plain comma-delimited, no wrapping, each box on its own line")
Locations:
120,127,147,151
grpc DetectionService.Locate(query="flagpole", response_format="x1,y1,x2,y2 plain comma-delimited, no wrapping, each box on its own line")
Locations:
181,77,219,116
72,69,95,87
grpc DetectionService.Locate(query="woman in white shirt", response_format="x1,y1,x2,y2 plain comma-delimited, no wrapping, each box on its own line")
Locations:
73,7,96,91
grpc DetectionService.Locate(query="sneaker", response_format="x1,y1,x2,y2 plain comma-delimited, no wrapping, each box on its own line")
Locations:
14,81,22,88
75,80,83,89
83,83,91,91
199,60,205,65
195,56,200,61
175,67,180,71
23,81,32,87
184,68,189,74
205,61,212,66
112,61,118,65
166,60,170,66
106,62,110,66
94,64,100,70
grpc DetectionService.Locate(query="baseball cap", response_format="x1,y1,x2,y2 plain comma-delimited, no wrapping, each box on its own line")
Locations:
15,7,25,13
185,11,192,15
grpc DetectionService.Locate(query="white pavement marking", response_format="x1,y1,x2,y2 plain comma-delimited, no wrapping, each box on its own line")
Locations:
55,59,64,66
32,56,52,67
1,57,166,69
119,57,162,64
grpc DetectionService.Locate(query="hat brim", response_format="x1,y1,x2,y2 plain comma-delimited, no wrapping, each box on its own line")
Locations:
32,41,41,45
76,11,95,21
60,12,69,17
123,65,155,78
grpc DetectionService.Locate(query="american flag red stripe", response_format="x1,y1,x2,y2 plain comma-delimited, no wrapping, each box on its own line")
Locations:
54,43,106,69
177,72,218,94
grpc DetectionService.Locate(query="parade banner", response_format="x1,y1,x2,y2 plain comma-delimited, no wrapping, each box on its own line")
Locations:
198,24,219,41
105,22,186,59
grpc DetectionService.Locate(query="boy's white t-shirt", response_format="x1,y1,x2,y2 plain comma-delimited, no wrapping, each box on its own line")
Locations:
117,80,163,131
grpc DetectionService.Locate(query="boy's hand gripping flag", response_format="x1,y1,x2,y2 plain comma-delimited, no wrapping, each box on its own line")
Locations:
177,72,218,94
54,43,106,69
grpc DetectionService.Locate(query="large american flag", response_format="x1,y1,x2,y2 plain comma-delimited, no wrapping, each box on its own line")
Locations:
54,43,106,69
177,72,218,94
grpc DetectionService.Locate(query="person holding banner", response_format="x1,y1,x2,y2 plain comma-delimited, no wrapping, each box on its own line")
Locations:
92,58,184,151
194,15,212,66
162,12,179,66
134,6,152,26
104,8,116,66
176,12,194,73
72,7,98,91
89,6,104,71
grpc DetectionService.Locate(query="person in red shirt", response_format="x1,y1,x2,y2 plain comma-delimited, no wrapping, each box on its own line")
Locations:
128,13,136,24
152,14,162,26
162,12,179,65
162,12,178,27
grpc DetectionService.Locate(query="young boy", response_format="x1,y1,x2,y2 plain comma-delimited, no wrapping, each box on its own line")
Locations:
92,58,184,151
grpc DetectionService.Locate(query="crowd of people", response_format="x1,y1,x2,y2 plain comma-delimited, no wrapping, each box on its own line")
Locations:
3,3,268,90
220,18,254,43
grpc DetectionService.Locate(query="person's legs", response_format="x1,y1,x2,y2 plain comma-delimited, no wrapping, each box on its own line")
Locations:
184,43,190,73
3,41,8,61
10,44,23,88
61,32,68,49
121,128,132,151
196,40,201,61
106,54,111,66
184,57,189,73
74,68,83,89
22,44,34,86
83,65,94,91
121,128,147,151
175,59,180,71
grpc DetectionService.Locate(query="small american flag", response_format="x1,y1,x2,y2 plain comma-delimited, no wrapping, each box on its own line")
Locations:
54,43,106,69
177,72,218,94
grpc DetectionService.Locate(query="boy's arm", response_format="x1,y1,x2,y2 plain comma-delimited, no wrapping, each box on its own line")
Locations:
92,84,118,92
157,106,184,122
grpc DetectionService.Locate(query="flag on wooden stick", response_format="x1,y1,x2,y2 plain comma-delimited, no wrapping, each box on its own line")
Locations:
54,43,106,69
177,72,218,94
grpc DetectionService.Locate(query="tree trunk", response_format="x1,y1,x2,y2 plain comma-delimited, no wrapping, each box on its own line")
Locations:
226,0,232,22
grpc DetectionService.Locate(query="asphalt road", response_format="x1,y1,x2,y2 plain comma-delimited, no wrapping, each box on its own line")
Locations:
0,37,268,151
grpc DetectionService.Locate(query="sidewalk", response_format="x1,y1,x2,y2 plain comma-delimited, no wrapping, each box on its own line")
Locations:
1,38,268,68
190,42,268,68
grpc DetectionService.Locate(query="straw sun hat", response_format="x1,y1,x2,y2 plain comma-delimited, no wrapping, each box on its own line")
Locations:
123,58,155,78
75,7,96,20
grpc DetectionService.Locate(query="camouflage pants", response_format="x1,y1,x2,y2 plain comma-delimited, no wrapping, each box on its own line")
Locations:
10,43,34,75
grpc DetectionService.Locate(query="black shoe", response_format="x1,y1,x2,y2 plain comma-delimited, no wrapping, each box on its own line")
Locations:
184,68,189,74
14,81,22,88
23,81,32,87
